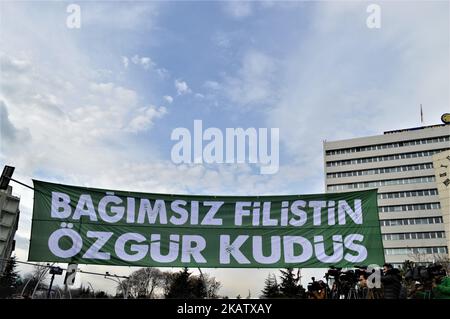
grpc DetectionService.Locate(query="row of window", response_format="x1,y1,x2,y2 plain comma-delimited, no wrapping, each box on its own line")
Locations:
378,189,438,199
379,203,441,213
326,149,447,167
327,163,434,178
380,217,443,227
392,262,433,268
327,176,436,191
383,231,445,241
326,136,450,155
384,247,448,255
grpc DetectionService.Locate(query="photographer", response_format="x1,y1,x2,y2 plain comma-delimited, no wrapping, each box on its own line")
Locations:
381,263,402,299
358,272,369,299
307,278,327,299
329,282,339,299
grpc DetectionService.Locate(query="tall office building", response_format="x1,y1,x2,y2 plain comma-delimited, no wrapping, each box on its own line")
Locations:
0,185,20,275
324,123,450,266
432,150,450,255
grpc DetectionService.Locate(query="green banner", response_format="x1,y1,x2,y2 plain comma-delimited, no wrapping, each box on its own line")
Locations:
28,180,384,268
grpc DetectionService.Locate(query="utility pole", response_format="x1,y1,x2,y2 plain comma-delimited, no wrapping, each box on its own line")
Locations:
47,266,63,299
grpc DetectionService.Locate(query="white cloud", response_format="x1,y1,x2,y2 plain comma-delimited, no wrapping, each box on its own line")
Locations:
266,1,449,176
163,95,173,103
0,100,30,148
127,106,167,133
174,79,192,95
194,93,205,99
0,51,167,173
140,57,153,70
0,54,31,73
212,32,231,48
204,80,220,90
82,2,160,31
0,1,177,297
121,56,129,68
223,50,279,107
131,54,140,65
223,1,253,19
127,54,155,70
123,54,168,76
156,67,170,79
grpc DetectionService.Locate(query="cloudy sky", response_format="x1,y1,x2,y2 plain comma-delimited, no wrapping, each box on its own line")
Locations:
0,0,449,297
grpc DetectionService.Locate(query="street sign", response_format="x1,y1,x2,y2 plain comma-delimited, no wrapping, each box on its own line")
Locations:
49,266,63,275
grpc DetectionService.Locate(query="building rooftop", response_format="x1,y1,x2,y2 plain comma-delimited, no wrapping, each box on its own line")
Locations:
384,123,449,135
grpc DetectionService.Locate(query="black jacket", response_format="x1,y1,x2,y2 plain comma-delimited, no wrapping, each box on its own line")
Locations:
381,269,402,299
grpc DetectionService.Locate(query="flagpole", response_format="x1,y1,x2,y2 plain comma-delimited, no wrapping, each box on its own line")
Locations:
420,104,424,125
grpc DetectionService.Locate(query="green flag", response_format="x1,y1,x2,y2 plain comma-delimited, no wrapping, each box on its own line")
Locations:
28,180,384,268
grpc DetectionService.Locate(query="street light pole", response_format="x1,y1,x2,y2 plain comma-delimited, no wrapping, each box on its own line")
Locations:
46,273,56,299
32,264,52,299
46,266,63,299
20,276,34,298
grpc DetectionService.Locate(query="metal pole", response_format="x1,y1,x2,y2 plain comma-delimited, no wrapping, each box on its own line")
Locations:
20,276,34,298
32,266,51,299
118,276,128,299
56,287,62,299
67,284,72,299
7,177,34,191
87,282,95,298
47,273,55,299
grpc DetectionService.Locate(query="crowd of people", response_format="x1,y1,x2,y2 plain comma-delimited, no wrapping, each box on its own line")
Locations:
307,263,450,299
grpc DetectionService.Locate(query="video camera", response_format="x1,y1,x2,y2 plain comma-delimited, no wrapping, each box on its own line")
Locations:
325,266,369,284
404,263,447,284
307,277,326,292
325,266,342,279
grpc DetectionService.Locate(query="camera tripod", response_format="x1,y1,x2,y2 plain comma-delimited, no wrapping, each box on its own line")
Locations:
346,287,358,299
367,288,383,299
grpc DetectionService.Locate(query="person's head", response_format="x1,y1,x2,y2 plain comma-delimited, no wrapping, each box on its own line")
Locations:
359,273,368,287
383,263,393,274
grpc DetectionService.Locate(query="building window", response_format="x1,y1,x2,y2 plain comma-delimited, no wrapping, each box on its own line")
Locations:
327,163,434,179
378,189,438,199
327,176,436,191
378,202,441,213
384,246,448,255
325,136,450,155
382,232,445,241
326,148,449,167
380,217,443,226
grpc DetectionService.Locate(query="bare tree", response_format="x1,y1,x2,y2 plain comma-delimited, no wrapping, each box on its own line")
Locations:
161,271,175,297
30,263,51,298
431,253,450,273
117,268,165,298
202,274,221,299
407,250,432,265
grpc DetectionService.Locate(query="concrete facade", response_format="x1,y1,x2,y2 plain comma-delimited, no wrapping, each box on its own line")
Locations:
324,124,450,266
0,186,20,274
432,150,450,259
